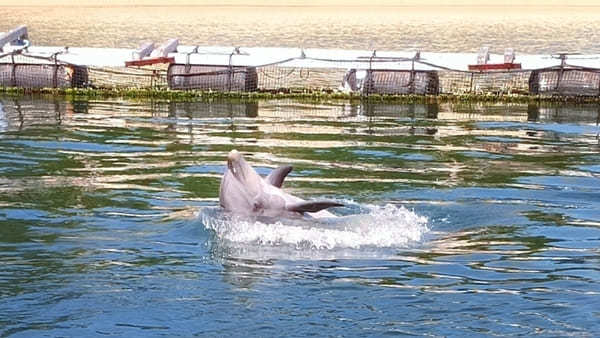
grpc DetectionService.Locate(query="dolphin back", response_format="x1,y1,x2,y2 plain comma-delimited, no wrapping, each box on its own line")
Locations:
286,201,344,214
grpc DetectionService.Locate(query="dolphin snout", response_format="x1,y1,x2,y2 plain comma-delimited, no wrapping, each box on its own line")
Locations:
228,149,241,163
227,149,242,175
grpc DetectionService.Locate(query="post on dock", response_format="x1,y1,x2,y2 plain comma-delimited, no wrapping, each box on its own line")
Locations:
363,50,377,95
555,52,569,92
184,46,199,88
409,51,420,94
10,53,16,87
228,47,242,92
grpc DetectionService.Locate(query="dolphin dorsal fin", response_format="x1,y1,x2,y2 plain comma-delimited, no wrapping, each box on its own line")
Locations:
287,201,343,214
266,165,293,188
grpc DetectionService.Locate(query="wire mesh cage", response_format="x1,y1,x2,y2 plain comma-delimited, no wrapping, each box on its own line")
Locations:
362,70,439,95
438,71,531,94
437,71,473,94
2,48,600,98
167,64,257,91
0,63,73,88
471,71,531,94
87,66,167,89
256,66,347,91
529,68,600,96
0,53,87,89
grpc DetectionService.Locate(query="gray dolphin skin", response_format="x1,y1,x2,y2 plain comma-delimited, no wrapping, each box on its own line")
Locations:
219,149,343,218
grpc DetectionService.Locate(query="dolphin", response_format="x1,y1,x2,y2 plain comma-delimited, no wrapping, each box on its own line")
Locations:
219,149,342,218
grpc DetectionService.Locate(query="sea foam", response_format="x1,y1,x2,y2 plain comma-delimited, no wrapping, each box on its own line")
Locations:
201,202,428,251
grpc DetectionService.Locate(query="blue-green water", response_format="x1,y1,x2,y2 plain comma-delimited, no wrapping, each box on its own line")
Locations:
1,96,600,336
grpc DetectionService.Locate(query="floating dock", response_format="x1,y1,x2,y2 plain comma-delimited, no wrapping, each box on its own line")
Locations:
2,26,600,97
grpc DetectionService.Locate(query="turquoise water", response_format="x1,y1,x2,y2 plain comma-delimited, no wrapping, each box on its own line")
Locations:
1,96,600,336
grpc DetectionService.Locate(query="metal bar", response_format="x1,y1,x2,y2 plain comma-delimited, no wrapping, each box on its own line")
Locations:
168,68,247,78
409,59,415,94
228,53,234,91
469,73,474,93
556,55,566,92
11,53,17,87
53,54,58,88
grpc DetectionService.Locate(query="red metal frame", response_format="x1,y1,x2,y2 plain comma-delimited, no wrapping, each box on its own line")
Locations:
125,57,175,67
468,63,522,71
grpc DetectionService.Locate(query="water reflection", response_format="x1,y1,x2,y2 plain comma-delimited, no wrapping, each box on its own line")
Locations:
1,96,598,197
220,257,275,291
2,97,599,131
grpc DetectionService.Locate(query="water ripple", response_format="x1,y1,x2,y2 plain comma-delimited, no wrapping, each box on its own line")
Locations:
1,96,600,336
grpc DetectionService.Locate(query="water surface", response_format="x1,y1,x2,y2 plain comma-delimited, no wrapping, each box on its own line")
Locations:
2,5,600,53
1,95,599,336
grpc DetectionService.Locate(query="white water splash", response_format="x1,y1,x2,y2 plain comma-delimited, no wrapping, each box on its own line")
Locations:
201,203,428,250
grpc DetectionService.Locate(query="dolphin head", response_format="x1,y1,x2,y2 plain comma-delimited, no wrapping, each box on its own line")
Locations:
220,149,263,214
227,149,247,181
226,149,263,188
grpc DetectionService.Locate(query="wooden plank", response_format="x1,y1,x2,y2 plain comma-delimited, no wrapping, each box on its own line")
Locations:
0,25,28,49
150,39,179,58
125,56,174,67
468,63,522,71
132,42,154,60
